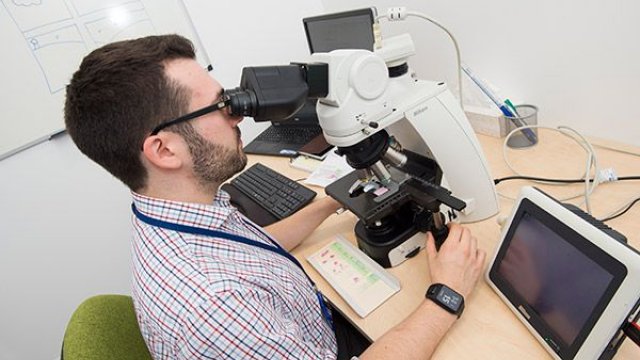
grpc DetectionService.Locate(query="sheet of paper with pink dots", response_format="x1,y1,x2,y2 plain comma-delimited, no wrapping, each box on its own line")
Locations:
307,235,401,317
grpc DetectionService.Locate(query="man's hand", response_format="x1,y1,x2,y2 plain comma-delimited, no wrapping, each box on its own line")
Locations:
360,223,486,359
425,223,486,298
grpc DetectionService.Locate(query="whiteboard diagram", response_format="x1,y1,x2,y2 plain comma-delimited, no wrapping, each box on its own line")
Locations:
0,0,205,160
2,0,157,94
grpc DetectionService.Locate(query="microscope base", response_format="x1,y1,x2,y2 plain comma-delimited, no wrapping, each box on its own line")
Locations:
355,220,426,268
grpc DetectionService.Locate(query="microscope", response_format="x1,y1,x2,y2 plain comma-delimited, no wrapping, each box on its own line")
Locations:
225,33,499,268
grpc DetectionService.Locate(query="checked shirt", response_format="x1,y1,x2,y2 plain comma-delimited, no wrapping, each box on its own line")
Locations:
131,190,337,359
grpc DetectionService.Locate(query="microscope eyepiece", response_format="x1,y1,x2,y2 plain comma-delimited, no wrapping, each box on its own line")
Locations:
224,88,258,117
226,63,328,122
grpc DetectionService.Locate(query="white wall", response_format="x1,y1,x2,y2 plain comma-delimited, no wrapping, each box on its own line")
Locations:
0,136,132,360
1,0,638,359
323,0,640,146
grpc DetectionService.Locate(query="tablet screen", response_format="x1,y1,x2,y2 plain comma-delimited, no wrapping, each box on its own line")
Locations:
489,199,627,358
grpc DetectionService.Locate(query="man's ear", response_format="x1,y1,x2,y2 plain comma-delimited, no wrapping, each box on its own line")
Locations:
141,133,185,170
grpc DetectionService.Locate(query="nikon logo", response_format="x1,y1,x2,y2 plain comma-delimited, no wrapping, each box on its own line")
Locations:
413,106,429,117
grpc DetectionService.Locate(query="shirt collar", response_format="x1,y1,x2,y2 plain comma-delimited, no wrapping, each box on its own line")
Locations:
131,190,235,230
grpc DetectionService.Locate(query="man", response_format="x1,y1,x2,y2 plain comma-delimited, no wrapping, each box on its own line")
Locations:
65,34,485,359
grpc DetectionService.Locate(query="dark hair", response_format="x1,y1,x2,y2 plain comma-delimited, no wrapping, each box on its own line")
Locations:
64,34,195,191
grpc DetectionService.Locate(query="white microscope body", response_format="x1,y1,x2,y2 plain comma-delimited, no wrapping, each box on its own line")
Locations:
310,33,499,225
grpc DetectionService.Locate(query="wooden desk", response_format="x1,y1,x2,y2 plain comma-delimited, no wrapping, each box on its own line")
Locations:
248,130,640,359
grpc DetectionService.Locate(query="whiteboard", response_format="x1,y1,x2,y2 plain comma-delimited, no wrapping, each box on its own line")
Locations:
0,0,209,160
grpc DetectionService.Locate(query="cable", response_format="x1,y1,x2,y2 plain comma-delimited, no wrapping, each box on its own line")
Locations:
494,175,640,185
500,126,640,220
495,176,593,185
501,125,601,213
600,196,640,222
622,321,640,348
593,142,640,157
495,174,640,222
559,126,599,213
378,7,464,108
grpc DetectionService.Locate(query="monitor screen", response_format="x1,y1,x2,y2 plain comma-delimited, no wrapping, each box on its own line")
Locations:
489,199,626,358
303,8,376,54
498,212,613,344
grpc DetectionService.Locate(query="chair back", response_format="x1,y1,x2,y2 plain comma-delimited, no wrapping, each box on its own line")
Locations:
62,294,152,360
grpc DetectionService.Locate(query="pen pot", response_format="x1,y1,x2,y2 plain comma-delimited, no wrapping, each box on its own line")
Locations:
504,104,538,148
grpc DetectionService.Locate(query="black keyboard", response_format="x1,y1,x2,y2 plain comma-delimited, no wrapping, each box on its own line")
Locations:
231,163,317,219
255,126,323,145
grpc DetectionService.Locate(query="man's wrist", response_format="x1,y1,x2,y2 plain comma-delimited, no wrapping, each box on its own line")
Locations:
420,300,457,333
320,196,342,214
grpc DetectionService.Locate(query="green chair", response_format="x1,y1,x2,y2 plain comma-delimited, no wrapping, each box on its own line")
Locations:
62,294,152,360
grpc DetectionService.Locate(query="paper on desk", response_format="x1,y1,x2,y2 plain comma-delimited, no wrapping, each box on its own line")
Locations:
289,156,323,173
307,236,401,317
303,151,353,188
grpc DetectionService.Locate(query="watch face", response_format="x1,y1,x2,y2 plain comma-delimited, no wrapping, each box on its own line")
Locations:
436,286,462,312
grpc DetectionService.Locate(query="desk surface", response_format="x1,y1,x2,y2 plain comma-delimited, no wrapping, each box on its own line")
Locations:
247,131,640,359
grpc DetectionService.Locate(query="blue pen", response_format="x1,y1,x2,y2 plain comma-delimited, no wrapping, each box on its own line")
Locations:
461,65,537,143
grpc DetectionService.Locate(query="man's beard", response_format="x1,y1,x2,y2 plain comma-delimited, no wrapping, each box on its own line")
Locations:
180,126,247,190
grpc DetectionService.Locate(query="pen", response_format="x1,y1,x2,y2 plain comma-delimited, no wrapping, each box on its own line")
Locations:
461,65,537,144
504,98,520,117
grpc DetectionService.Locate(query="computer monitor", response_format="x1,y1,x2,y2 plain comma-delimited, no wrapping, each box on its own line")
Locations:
303,7,377,54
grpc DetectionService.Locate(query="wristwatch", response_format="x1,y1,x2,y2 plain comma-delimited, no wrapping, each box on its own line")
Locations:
425,283,465,318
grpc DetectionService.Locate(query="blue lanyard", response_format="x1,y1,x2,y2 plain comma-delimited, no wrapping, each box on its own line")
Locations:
131,204,334,329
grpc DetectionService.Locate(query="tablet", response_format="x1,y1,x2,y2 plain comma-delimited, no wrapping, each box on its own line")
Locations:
486,186,640,360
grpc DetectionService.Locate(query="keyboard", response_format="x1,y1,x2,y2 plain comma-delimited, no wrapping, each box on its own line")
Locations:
231,163,317,219
254,125,323,145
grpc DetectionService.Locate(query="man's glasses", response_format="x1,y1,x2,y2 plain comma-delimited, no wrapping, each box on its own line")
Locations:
149,96,230,136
